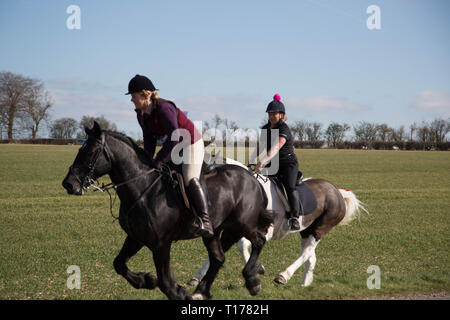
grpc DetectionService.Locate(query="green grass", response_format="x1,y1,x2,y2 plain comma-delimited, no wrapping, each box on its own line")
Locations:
0,145,449,299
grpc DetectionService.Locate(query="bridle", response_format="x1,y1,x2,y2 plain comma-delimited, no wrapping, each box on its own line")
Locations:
68,133,171,220
69,133,110,190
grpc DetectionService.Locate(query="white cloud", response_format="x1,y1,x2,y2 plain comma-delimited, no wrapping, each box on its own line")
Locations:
285,95,368,112
410,90,450,117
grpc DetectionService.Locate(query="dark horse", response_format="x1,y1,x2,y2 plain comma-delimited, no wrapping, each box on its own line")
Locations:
62,122,273,300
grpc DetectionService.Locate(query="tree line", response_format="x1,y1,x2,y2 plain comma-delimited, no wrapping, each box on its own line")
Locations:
287,119,449,150
1,71,449,150
203,115,449,150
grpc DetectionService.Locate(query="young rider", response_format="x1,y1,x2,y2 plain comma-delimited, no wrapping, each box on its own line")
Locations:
253,94,301,231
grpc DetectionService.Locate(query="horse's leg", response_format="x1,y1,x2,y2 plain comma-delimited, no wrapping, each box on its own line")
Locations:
242,231,266,296
153,244,189,300
187,259,210,287
192,235,225,300
188,232,243,287
238,237,265,275
301,247,317,287
237,237,251,262
275,234,320,285
113,236,158,290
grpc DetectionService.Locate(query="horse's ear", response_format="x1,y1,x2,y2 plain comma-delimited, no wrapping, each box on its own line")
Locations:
85,126,92,136
92,121,102,138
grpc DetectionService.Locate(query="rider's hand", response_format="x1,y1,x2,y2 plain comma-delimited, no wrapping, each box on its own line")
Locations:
153,159,162,169
255,162,262,172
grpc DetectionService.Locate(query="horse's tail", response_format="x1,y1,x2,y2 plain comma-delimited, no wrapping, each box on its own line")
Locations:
259,209,275,230
338,189,368,226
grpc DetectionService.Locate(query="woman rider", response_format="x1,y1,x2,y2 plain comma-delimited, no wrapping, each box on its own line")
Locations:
126,74,213,238
253,94,301,231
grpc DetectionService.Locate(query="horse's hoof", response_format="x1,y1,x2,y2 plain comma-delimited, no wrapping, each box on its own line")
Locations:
274,274,287,285
187,278,199,287
245,277,261,296
248,284,261,296
257,264,265,275
191,293,207,300
143,273,158,289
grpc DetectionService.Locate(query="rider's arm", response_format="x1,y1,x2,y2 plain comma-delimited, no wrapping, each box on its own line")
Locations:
154,102,179,163
136,110,157,159
249,146,260,165
255,136,286,171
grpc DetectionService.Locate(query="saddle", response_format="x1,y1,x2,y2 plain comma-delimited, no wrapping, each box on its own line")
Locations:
270,171,318,216
162,153,221,211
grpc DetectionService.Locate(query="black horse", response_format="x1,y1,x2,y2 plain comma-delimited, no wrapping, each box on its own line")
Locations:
62,122,273,300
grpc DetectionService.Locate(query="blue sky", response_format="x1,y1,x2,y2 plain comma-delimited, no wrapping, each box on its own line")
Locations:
1,0,449,139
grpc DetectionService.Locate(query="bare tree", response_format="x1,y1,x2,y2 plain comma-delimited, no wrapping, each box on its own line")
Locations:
429,118,449,144
202,120,210,135
416,121,431,144
212,114,222,130
325,122,350,147
305,122,322,143
353,121,377,147
0,71,34,140
376,123,391,143
50,118,79,139
291,120,307,142
228,120,239,131
409,122,417,141
78,115,117,138
390,125,406,143
21,81,52,139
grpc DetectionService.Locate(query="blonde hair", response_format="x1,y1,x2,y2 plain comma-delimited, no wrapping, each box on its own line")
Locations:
140,90,159,102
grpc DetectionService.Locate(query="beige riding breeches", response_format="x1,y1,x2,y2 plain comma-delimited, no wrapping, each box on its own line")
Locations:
182,138,205,185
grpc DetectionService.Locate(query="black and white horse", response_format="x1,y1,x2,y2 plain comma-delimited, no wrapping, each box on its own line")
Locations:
188,158,367,287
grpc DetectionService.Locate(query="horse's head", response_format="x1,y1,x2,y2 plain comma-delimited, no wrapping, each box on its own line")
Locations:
62,121,112,195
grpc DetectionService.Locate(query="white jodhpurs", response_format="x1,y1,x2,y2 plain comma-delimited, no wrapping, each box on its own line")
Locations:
182,138,205,185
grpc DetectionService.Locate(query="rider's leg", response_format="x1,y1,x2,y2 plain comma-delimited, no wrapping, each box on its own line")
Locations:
287,189,301,230
183,138,214,238
279,161,301,231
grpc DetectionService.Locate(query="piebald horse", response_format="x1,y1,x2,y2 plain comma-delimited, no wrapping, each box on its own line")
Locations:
188,158,367,287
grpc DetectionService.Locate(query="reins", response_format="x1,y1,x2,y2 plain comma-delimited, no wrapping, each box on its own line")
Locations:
89,168,160,221
73,133,177,221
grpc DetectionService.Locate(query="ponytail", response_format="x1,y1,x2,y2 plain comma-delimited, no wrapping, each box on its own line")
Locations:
141,89,159,103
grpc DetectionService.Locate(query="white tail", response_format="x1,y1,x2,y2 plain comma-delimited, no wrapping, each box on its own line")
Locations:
338,189,368,225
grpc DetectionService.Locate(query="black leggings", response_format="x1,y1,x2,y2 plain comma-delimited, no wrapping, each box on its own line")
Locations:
277,160,298,193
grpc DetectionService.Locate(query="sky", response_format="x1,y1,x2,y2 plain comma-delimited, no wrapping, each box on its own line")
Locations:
1,0,449,139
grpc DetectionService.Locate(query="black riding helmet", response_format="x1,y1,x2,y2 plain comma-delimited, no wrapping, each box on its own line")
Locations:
266,94,285,113
125,74,157,95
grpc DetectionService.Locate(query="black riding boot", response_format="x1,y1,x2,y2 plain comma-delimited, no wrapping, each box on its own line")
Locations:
287,189,301,231
187,178,214,238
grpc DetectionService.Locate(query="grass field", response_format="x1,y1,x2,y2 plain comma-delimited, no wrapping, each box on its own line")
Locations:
0,144,449,300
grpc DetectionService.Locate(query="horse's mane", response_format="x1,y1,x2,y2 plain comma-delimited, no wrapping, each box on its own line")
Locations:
104,130,151,164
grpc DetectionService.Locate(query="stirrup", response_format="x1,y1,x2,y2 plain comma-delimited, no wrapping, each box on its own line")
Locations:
193,216,214,238
288,217,300,231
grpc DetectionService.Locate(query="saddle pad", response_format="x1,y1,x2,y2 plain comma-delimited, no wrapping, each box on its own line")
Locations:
297,182,317,215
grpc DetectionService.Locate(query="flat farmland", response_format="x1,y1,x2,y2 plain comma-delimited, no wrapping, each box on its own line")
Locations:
0,144,448,299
